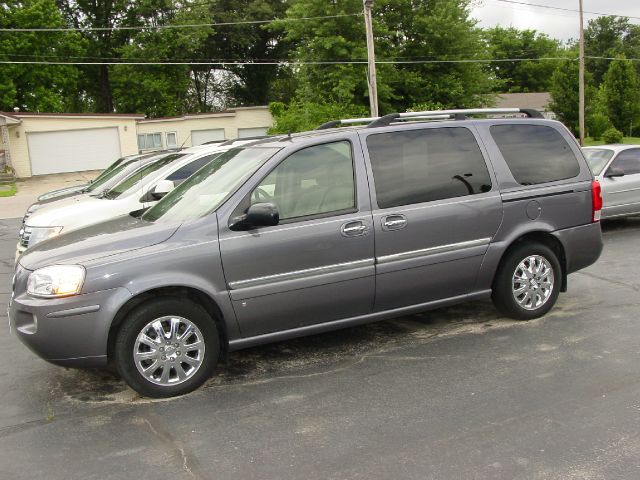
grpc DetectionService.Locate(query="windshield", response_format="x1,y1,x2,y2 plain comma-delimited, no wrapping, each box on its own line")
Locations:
90,156,128,184
87,157,143,193
103,153,184,199
143,146,281,223
583,148,615,175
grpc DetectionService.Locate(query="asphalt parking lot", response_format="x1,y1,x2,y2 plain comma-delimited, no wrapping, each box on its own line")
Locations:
1,217,640,479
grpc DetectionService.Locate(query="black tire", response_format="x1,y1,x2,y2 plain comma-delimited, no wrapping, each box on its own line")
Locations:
492,242,561,320
114,297,219,398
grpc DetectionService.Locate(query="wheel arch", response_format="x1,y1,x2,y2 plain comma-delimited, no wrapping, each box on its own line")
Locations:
493,231,568,292
106,286,229,365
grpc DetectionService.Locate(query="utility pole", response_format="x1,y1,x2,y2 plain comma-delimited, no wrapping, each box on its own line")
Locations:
363,0,379,117
578,0,585,146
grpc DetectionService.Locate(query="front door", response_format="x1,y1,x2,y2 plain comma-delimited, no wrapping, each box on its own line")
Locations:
601,148,640,218
218,139,375,338
361,125,503,311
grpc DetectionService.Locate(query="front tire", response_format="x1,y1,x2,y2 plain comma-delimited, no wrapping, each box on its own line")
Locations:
492,242,561,320
114,297,219,398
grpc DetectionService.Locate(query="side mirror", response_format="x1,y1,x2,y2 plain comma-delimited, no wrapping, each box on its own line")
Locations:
605,167,625,178
151,179,175,200
230,203,279,231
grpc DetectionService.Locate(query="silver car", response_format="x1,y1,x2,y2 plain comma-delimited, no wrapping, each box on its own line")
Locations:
583,145,640,219
9,108,603,398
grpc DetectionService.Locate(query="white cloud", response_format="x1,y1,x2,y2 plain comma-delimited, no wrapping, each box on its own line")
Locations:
471,0,640,42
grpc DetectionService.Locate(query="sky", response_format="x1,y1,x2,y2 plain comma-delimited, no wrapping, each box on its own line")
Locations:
471,0,640,42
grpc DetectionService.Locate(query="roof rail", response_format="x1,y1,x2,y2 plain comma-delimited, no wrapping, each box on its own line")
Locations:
315,114,456,130
316,117,378,130
367,108,544,128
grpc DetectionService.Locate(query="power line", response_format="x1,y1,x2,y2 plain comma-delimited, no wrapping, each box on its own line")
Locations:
0,13,362,33
493,0,640,22
0,57,578,66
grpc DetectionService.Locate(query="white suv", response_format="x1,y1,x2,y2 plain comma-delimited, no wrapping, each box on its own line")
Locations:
16,143,242,257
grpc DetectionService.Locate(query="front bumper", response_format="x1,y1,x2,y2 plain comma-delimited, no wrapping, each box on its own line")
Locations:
9,286,132,367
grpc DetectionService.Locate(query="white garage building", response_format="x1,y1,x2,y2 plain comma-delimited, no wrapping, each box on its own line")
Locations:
1,106,273,178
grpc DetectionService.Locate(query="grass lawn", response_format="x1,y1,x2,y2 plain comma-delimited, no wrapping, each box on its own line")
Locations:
0,183,17,197
583,136,640,146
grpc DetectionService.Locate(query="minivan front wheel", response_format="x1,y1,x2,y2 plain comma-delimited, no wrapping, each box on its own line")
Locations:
492,243,561,320
114,297,219,398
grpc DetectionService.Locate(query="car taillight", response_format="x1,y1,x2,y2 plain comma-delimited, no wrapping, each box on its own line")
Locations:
592,180,602,222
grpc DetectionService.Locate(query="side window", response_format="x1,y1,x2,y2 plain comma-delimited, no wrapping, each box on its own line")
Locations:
609,149,640,175
366,127,492,209
166,154,217,185
250,141,356,221
491,124,580,185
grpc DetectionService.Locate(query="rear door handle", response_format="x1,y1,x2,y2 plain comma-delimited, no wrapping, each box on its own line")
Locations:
341,221,368,237
382,214,408,231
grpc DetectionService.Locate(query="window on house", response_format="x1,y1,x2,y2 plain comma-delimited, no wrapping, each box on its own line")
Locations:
166,132,178,148
138,133,162,150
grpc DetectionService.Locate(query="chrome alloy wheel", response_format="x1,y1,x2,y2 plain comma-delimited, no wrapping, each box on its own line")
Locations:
133,316,206,387
512,255,555,311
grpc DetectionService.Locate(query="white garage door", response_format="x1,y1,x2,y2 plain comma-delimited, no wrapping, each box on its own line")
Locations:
238,127,269,138
191,129,225,146
27,127,122,176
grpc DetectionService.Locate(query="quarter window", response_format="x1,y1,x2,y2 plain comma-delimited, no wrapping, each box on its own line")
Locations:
491,124,580,185
609,149,640,175
250,141,356,221
366,127,492,209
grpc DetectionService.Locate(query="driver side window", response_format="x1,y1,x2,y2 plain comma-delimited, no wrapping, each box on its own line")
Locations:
251,141,356,221
610,149,640,175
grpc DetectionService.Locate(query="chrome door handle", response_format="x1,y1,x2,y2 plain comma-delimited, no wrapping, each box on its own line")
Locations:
382,215,407,231
341,221,368,237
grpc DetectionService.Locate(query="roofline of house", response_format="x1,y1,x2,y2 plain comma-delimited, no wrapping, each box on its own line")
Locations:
137,106,269,124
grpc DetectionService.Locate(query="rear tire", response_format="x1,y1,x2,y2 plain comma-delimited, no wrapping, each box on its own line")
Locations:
114,297,219,398
492,242,561,320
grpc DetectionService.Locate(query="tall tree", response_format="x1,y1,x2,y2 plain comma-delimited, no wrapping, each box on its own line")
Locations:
585,16,640,86
601,57,640,135
0,0,85,111
484,27,562,93
549,59,580,135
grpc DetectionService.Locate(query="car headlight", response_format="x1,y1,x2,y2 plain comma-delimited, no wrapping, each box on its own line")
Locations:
27,265,85,298
27,226,63,247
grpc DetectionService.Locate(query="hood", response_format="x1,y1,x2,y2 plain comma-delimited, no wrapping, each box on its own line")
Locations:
19,215,180,271
26,194,124,231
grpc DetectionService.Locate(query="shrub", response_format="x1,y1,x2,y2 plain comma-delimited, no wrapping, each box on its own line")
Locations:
587,112,611,140
268,101,369,134
601,127,624,144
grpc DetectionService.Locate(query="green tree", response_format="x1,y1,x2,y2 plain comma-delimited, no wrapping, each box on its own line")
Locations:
549,58,580,135
585,16,640,86
0,0,85,111
268,100,368,133
484,27,562,93
601,57,640,135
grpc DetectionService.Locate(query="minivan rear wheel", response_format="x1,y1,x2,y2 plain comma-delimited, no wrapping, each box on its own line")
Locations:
492,243,561,320
114,297,219,398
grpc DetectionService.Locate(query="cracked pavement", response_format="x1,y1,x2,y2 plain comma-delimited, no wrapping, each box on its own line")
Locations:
1,217,640,479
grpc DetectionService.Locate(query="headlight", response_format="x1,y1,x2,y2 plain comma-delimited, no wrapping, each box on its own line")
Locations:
27,265,85,298
27,226,63,247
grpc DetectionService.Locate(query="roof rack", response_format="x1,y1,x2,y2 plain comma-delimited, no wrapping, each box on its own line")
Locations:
316,108,544,130
367,108,544,128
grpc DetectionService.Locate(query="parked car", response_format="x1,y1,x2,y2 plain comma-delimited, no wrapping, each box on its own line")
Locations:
22,151,175,224
9,108,603,398
583,145,640,219
36,154,145,202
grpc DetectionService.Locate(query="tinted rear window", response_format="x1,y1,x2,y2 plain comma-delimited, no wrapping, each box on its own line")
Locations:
490,124,580,185
366,127,492,208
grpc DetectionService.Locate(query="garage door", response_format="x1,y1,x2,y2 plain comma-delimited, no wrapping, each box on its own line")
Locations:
27,127,122,176
238,127,269,138
191,129,225,146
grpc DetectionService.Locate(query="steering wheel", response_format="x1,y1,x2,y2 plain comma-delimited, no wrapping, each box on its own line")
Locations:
252,187,273,203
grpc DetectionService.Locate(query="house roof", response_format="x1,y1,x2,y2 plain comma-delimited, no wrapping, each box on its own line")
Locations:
495,92,552,111
1,111,145,119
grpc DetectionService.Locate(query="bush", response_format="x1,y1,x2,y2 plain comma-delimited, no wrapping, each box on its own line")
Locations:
587,112,611,140
268,101,369,134
601,127,624,144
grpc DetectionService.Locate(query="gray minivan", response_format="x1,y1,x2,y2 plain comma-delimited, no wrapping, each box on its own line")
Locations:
9,108,603,397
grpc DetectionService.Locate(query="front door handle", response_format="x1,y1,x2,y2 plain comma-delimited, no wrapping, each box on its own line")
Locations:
382,214,408,231
341,221,368,237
